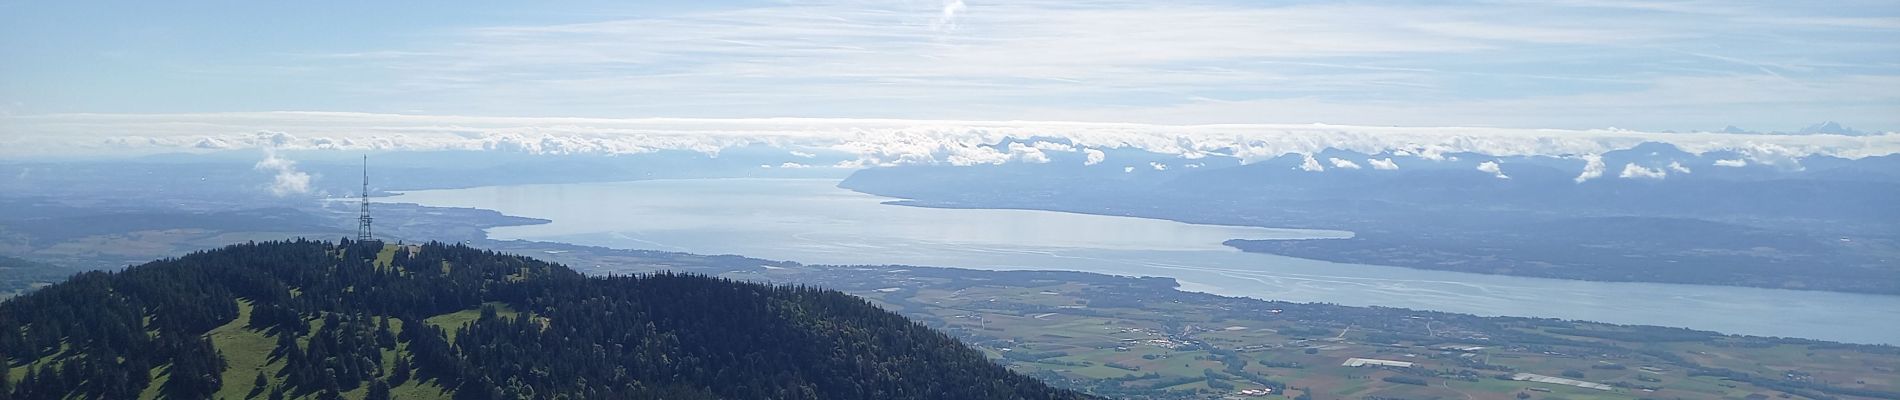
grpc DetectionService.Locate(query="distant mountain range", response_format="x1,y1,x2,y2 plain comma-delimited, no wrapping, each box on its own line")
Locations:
840,141,1900,294
1719,121,1880,136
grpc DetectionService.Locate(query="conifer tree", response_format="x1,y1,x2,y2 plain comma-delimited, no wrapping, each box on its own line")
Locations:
391,355,411,385
250,370,269,397
366,380,392,400
0,363,11,400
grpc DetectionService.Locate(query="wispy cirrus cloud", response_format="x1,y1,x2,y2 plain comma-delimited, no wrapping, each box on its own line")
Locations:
3,1,1896,131
144,0,1890,131
4,1,1899,169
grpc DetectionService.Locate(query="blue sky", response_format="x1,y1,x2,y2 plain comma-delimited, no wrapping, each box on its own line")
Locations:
3,0,1898,131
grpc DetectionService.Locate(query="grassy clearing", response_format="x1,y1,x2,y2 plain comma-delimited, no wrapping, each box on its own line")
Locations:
373,244,397,270
208,300,278,399
388,379,453,399
190,299,449,400
139,366,167,399
424,302,524,342
7,344,65,385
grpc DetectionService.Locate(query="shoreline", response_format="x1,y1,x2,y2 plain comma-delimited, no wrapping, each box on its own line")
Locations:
378,180,1897,345
865,193,1900,297
480,236,1898,347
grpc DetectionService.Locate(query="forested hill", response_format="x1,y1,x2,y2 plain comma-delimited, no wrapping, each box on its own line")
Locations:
0,239,1090,400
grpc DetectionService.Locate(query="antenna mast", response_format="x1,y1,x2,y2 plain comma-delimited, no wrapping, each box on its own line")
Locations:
357,155,373,241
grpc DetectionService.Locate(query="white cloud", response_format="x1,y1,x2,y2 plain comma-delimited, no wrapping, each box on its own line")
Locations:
777,162,811,169
1366,158,1398,170
1477,161,1509,179
1006,142,1052,164
253,150,313,196
1732,143,1810,170
1328,157,1362,169
1714,158,1748,167
1030,141,1076,152
1150,162,1168,171
1083,148,1106,165
1667,161,1692,174
310,137,343,149
1298,154,1326,172
194,137,232,149
256,130,298,148
1619,163,1668,179
1574,154,1605,183
832,159,880,169
1123,166,1135,173
789,150,816,158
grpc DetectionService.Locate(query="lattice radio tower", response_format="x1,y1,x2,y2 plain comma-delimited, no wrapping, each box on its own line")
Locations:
357,155,374,241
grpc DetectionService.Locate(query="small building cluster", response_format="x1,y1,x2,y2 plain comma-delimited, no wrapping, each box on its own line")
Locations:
1342,357,1415,368
1234,388,1273,397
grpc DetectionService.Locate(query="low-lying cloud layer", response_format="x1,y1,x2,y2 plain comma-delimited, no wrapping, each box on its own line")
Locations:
1575,155,1607,183
5,113,1896,174
1476,161,1510,179
1620,163,1669,180
253,149,313,196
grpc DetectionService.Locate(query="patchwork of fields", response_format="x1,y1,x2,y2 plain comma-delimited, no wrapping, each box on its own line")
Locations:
851,282,1899,400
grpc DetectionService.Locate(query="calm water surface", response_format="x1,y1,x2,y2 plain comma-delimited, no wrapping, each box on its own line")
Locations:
385,178,1900,344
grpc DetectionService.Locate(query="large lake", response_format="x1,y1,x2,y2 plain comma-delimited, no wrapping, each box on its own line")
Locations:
384,178,1900,344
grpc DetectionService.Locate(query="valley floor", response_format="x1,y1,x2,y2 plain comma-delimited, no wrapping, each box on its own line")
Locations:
493,241,1900,400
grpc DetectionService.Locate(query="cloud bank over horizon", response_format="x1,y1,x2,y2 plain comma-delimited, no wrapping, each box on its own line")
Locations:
5,113,1896,172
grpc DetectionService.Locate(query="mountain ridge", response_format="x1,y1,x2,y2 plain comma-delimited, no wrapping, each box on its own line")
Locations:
0,239,1090,400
